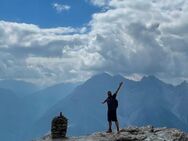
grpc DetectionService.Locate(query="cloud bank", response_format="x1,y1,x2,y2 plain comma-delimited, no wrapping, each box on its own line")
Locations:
0,0,188,85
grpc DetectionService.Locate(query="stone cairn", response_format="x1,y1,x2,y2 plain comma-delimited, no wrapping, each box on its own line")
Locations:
51,112,68,139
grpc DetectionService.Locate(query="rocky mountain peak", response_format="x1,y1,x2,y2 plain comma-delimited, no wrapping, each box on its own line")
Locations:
179,80,188,87
35,126,188,141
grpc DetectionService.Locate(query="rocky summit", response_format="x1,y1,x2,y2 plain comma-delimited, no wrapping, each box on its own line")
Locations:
35,126,188,141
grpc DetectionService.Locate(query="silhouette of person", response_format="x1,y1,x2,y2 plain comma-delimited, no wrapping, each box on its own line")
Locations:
102,82,123,133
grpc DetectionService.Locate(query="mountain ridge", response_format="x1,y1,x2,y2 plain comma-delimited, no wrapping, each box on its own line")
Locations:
0,79,39,97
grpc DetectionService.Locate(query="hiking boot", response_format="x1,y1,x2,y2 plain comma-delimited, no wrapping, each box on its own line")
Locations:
106,129,112,133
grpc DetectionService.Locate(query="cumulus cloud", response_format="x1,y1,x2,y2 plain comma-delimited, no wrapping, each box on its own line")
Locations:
1,0,188,85
0,20,89,85
52,3,71,13
87,0,188,83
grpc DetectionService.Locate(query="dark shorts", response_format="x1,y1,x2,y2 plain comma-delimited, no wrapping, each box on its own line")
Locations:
108,109,117,122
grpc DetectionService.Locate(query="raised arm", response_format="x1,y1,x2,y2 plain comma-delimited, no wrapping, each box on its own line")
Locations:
114,82,123,95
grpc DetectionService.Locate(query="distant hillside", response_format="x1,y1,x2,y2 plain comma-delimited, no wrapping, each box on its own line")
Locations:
0,88,26,141
0,79,39,97
24,82,78,119
0,81,77,141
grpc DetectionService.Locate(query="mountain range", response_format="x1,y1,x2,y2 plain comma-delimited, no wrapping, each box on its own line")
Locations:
0,73,188,141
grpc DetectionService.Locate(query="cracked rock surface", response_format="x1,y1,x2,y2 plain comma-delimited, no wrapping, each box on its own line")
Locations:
35,126,188,141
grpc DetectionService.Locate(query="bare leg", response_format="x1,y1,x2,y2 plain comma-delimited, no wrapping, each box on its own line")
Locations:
106,121,112,133
115,121,120,132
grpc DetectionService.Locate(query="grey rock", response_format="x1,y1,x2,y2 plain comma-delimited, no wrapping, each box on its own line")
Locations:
35,126,188,141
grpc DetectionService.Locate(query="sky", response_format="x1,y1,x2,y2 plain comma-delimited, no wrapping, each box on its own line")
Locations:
0,0,188,86
0,0,100,27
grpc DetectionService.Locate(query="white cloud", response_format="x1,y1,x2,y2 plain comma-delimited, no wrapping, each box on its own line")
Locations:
52,3,71,13
0,20,89,85
89,0,110,7
87,0,188,82
1,0,188,85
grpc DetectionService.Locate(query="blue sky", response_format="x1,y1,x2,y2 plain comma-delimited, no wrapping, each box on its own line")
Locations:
0,0,100,27
0,0,188,86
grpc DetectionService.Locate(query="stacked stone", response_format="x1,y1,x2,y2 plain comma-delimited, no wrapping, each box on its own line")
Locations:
51,112,68,139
